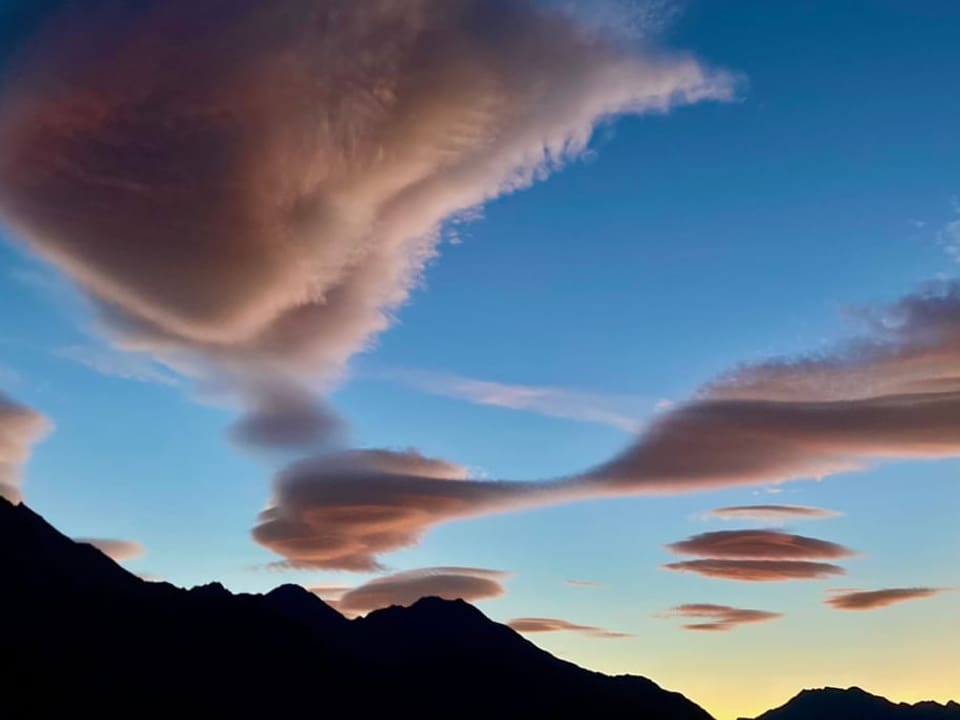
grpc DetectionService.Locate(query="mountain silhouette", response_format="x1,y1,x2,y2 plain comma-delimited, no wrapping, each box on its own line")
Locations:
1,497,712,718
741,687,960,720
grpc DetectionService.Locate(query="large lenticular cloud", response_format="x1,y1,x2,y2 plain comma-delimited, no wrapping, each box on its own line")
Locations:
0,0,734,448
254,282,960,571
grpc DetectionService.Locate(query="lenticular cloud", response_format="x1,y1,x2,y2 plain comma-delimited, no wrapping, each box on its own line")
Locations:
0,0,733,449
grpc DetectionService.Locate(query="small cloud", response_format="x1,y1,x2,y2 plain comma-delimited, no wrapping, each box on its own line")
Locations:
319,567,507,615
374,367,647,432
825,587,945,611
565,578,605,588
666,529,854,560
507,617,632,639
75,537,145,562
56,345,181,387
663,559,845,582
0,392,52,503
705,505,840,522
661,603,783,632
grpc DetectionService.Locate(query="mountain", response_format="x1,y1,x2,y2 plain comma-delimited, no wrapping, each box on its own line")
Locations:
742,687,960,720
1,498,712,718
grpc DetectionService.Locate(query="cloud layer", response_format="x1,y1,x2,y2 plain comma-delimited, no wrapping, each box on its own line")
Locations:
507,617,632,639
256,283,960,571
825,587,945,611
0,392,51,503
666,529,854,560
662,603,783,632
663,559,846,582
74,537,145,562
706,505,840,522
0,0,733,447
313,566,506,615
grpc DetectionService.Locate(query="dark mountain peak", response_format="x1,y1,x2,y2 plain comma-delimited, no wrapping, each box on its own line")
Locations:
264,583,347,630
6,499,719,719
189,581,232,598
745,686,960,720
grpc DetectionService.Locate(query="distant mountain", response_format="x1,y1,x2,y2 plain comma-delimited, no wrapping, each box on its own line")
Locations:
1,498,712,718
742,687,960,720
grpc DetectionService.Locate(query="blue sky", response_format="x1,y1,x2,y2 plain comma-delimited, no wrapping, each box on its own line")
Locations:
1,2,958,718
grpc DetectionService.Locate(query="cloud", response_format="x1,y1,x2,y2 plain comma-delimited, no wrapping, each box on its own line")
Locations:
227,379,347,452
378,367,646,431
74,537,145,562
0,392,51,502
666,529,854,560
706,505,840,521
825,587,945,611
316,566,507,615
566,579,604,588
663,559,846,582
507,617,632,639
0,0,733,446
56,344,181,386
255,283,960,571
661,603,783,632
252,448,569,571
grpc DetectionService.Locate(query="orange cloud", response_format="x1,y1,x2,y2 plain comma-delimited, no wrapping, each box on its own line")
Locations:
663,559,846,582
825,587,945,610
255,285,960,571
317,567,507,615
666,529,854,560
74,538,145,563
706,505,840,521
0,0,732,448
662,603,783,632
507,617,632,639
0,392,51,503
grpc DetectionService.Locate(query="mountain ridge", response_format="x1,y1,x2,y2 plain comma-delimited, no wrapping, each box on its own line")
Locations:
1,497,711,718
740,686,960,720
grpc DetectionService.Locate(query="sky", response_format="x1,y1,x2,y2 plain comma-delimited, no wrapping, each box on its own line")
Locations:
0,2,958,718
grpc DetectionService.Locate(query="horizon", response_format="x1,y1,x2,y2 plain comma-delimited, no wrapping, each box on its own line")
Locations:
1,2,958,719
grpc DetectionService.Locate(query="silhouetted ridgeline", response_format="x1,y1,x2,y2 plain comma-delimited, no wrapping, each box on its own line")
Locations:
740,686,960,720
4,498,957,719
1,497,709,718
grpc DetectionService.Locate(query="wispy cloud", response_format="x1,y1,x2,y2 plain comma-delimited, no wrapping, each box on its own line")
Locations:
566,578,605,588
507,617,632,639
374,367,647,432
825,587,946,611
660,603,783,632
705,505,841,522
56,345,181,387
74,537,145,563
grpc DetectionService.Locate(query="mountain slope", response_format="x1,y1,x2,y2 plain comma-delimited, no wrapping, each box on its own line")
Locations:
742,687,960,720
0,498,712,719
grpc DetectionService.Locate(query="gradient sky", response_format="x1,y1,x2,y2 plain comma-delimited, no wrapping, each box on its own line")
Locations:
1,2,959,719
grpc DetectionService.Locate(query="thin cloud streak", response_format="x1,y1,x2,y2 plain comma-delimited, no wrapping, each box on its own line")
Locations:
378,367,646,431
507,617,632,639
706,505,841,521
825,587,945,610
663,559,846,582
